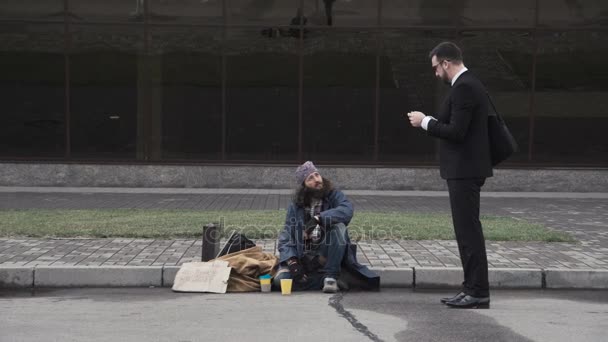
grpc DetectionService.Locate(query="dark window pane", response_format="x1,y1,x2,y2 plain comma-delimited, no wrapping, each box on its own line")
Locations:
378,30,437,163
539,1,608,26
303,29,376,162
531,30,608,165
149,0,223,25
0,0,63,21
225,28,298,161
69,24,143,159
0,22,66,158
382,0,535,27
228,1,379,28
152,28,222,160
226,0,299,26
302,0,379,27
70,0,142,22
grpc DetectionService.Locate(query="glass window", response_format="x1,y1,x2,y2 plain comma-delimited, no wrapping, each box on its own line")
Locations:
377,30,438,163
531,30,608,165
149,0,223,25
152,28,223,160
69,0,141,22
0,0,64,21
301,0,379,27
69,24,143,159
382,0,535,27
539,0,608,27
226,0,299,26
0,22,66,158
302,29,376,162
224,28,299,161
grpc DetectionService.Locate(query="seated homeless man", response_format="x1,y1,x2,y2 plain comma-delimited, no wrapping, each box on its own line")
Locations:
274,161,357,293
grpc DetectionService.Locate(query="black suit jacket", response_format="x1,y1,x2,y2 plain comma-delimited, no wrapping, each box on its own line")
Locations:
427,71,493,180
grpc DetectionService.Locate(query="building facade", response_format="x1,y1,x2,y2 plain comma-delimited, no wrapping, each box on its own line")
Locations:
1,0,607,167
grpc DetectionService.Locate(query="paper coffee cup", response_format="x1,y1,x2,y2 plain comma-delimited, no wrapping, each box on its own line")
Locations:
260,278,271,292
280,279,293,295
261,284,271,292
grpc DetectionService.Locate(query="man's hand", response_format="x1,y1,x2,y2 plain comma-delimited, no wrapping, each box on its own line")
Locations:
287,257,305,281
406,111,425,128
304,217,319,234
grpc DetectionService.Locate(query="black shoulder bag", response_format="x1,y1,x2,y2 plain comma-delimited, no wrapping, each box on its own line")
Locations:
487,93,518,166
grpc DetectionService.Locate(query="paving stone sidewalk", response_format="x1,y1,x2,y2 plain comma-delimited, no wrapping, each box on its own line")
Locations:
1,238,607,270
0,188,606,271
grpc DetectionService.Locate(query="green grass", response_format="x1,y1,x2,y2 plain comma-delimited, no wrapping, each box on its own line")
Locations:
0,209,574,242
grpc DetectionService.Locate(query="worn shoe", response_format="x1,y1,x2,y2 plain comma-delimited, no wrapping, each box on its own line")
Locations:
323,277,339,293
440,292,466,304
445,295,490,309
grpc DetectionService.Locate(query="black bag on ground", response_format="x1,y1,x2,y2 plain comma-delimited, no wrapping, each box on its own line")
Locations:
217,231,256,257
486,93,518,166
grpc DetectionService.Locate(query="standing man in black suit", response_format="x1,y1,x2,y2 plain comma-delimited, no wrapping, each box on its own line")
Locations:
407,42,492,309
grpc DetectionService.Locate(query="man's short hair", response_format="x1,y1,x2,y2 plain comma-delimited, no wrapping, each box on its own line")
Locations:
429,42,463,63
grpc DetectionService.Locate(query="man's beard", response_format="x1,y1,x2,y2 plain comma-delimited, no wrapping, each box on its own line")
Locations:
304,184,324,200
441,74,451,85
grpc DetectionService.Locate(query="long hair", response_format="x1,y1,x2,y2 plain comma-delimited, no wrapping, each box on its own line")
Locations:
293,177,334,208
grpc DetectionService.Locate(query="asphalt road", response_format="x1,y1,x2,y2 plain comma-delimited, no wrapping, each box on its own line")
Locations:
1,288,606,342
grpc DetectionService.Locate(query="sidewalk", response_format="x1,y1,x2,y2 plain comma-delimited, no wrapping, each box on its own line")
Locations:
1,187,607,290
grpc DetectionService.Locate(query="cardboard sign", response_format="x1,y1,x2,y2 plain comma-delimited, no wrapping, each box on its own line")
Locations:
172,260,231,293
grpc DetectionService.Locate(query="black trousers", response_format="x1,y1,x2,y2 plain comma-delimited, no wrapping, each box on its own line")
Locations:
447,178,489,297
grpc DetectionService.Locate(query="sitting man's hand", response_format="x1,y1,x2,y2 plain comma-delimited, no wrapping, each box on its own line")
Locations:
287,257,305,281
304,217,319,234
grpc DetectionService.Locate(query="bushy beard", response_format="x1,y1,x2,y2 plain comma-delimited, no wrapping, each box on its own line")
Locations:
303,185,325,201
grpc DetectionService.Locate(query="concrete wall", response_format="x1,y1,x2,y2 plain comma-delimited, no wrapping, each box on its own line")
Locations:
1,163,607,192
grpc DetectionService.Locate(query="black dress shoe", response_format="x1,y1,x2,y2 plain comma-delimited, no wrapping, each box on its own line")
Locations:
440,292,466,304
446,295,490,309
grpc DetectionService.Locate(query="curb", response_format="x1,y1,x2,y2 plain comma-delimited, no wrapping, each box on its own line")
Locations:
372,267,415,288
1,266,607,290
0,266,34,288
545,268,608,289
413,267,543,289
34,266,162,288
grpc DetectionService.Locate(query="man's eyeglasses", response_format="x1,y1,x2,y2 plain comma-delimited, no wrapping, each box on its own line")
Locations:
432,59,450,72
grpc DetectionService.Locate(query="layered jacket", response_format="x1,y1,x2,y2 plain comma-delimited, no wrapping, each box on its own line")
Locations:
277,189,379,290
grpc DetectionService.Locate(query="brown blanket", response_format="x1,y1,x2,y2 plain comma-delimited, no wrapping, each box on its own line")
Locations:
217,246,278,292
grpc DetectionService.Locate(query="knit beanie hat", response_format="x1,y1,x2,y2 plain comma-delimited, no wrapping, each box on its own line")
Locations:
295,161,319,185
